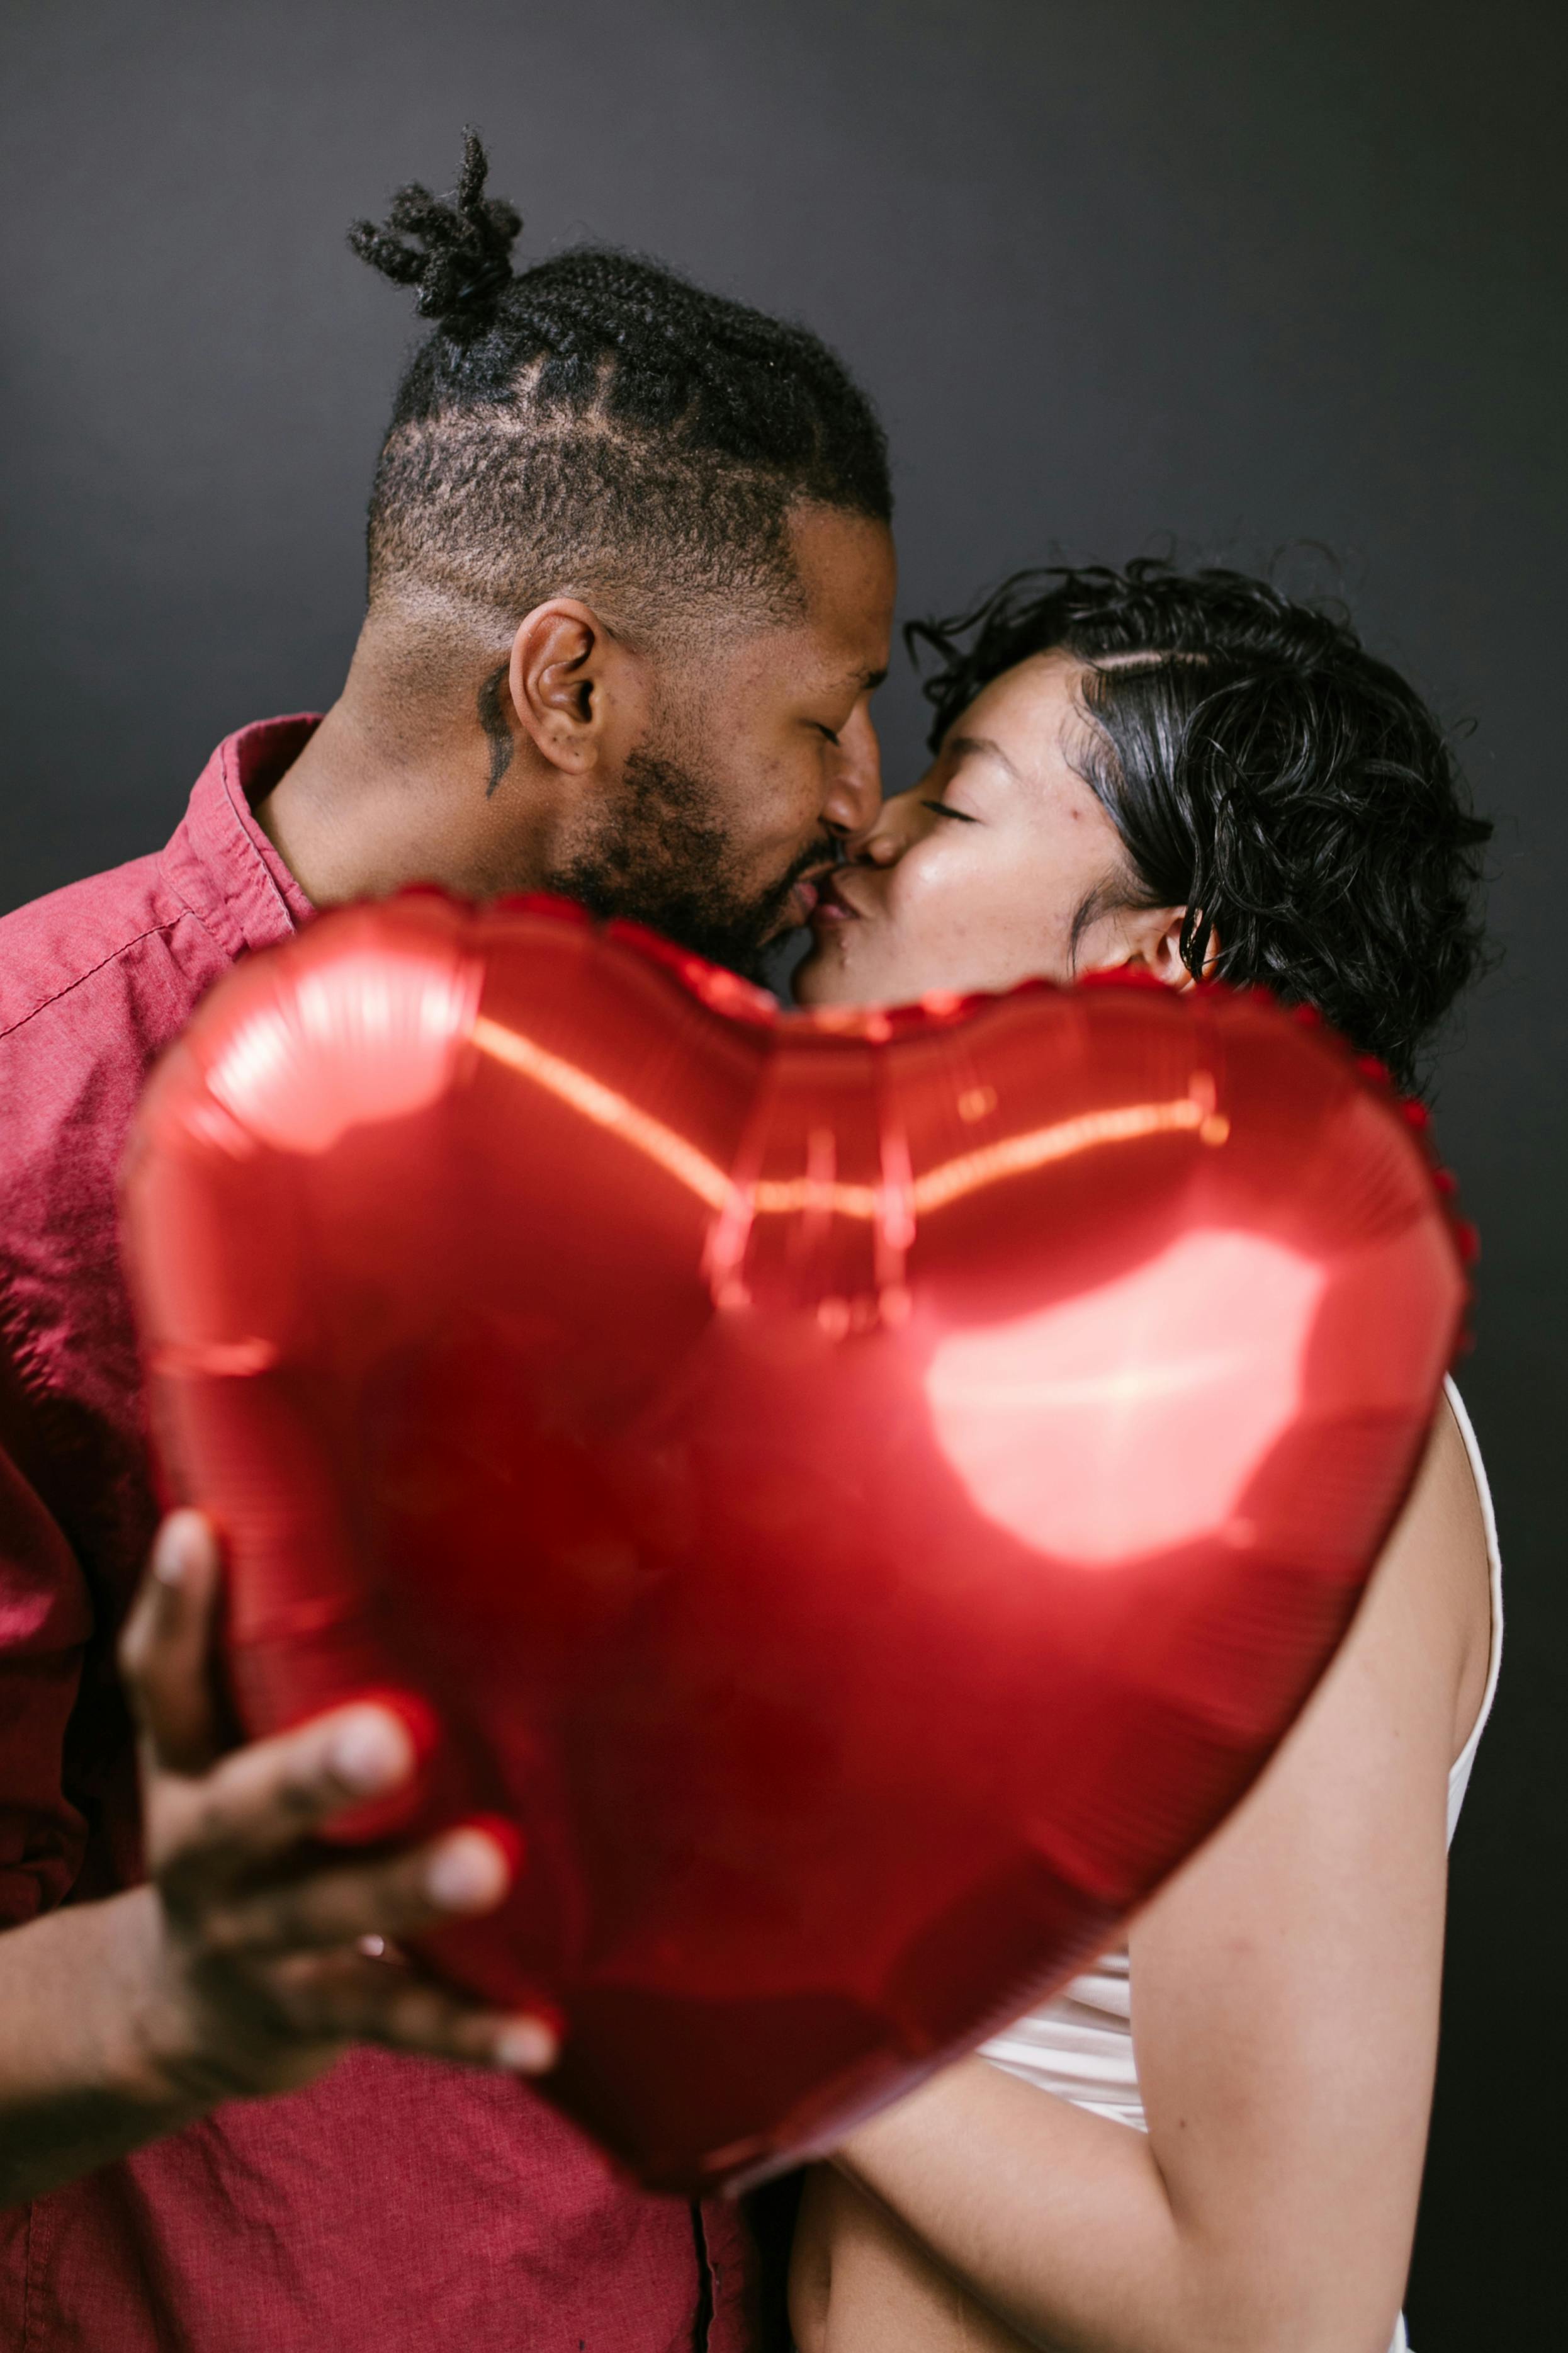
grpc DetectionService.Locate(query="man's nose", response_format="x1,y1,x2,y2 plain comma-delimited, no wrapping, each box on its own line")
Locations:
822,696,884,842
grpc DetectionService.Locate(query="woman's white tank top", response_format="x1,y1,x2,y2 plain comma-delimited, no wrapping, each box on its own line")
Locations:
978,1381,1502,2353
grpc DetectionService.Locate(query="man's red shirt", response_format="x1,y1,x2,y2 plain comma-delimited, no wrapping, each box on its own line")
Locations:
0,717,755,2352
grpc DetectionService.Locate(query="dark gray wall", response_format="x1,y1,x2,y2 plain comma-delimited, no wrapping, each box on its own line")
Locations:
2,2,1561,2337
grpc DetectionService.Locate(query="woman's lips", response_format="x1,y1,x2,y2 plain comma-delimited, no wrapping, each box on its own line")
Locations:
809,875,861,926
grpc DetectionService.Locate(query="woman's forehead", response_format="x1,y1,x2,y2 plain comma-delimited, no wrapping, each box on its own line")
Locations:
958,650,1092,774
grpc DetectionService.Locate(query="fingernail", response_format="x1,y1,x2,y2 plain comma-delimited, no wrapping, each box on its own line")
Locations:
152,1512,200,1586
152,1540,185,1588
327,1708,413,1795
424,1828,510,1913
495,2017,557,2073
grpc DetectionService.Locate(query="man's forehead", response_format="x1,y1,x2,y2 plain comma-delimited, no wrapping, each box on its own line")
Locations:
806,608,893,696
787,504,896,637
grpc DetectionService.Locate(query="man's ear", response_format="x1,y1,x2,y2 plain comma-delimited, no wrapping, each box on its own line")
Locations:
506,599,649,778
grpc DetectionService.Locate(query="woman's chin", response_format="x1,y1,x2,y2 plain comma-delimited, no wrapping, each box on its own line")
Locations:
789,933,842,1006
791,941,872,1007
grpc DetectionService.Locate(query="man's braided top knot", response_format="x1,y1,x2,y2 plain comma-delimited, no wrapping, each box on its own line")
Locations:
349,128,522,341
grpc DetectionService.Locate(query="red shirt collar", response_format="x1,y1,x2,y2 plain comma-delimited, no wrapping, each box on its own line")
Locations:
159,714,318,958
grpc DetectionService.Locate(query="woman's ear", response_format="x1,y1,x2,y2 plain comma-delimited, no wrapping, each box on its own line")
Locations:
1145,907,1199,991
1093,905,1216,992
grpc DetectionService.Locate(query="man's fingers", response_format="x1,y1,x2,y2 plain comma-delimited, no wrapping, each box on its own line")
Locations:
281,1952,558,2073
157,1701,417,1897
119,1511,226,1776
371,1989,557,2075
202,1825,515,1957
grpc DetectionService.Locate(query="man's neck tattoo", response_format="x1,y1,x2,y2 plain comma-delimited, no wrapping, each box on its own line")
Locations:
478,663,515,797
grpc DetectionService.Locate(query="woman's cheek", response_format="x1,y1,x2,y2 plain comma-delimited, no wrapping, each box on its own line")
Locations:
877,871,957,970
888,832,976,921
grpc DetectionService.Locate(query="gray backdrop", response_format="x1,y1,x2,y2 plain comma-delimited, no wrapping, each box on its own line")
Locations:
2,2,1561,2337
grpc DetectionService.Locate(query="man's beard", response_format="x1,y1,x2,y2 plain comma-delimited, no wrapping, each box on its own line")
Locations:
549,741,830,981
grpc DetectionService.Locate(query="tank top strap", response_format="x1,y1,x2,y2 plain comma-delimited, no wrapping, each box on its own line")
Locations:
1441,1376,1503,1844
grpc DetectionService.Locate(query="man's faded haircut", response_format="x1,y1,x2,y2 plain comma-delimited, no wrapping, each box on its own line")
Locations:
351,132,891,649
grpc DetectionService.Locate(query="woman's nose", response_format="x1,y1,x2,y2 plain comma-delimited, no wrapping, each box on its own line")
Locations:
850,786,923,866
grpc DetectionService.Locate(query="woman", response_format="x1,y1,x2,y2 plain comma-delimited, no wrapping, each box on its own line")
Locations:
787,562,1499,2353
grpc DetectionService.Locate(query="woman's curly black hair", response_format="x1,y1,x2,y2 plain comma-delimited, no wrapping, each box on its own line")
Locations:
908,561,1491,1094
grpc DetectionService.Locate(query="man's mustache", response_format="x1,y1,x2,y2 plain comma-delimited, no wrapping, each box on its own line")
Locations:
769,834,842,909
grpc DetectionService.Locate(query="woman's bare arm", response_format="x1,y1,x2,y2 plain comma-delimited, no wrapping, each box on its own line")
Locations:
794,1401,1491,2353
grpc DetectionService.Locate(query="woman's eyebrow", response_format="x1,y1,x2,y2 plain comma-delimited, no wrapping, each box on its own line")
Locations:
945,732,1027,783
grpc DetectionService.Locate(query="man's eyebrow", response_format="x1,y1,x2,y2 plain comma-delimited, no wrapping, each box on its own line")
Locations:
945,732,1027,784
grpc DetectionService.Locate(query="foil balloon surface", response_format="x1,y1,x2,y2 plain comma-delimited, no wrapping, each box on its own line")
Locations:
121,893,1466,2192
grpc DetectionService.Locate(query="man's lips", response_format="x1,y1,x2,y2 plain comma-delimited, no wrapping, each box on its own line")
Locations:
762,870,833,948
782,866,842,923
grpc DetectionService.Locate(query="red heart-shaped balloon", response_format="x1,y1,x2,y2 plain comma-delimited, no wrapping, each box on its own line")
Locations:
121,894,1463,2191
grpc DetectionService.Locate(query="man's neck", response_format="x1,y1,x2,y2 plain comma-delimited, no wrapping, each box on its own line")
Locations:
254,620,553,907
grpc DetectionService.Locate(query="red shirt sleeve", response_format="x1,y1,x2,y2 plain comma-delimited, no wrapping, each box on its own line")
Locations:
0,1439,93,1925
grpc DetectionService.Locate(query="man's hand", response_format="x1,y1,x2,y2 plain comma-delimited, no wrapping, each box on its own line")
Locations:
117,1510,557,2107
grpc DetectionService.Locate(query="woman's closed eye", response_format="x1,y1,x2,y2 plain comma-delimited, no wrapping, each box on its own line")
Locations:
922,798,978,822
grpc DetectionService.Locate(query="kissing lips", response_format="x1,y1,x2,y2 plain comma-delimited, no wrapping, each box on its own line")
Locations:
809,873,862,927
776,873,829,933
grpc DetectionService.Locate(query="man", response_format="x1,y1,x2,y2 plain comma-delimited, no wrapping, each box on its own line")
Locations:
0,136,894,2352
